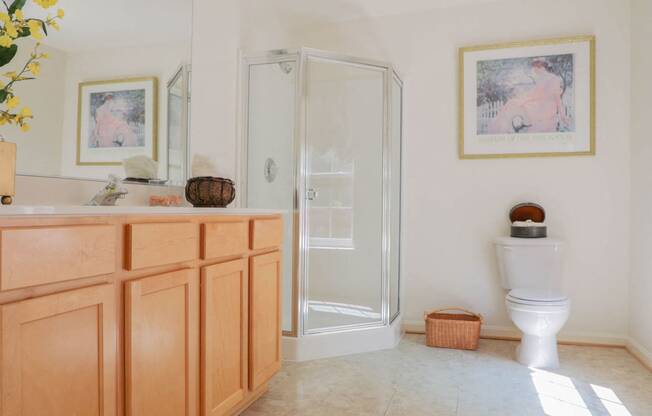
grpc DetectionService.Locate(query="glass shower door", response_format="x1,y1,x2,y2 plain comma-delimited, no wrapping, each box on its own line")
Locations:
303,56,385,332
246,59,297,333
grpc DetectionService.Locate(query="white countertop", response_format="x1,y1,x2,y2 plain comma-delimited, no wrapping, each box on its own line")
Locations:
0,205,286,217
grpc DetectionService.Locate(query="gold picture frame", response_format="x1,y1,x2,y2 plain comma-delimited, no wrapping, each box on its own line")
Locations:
458,35,595,159
76,77,158,166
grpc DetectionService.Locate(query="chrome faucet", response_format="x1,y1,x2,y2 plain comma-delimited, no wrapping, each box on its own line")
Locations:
87,175,128,206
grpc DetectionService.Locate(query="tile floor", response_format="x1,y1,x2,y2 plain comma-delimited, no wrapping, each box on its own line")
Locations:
243,334,652,416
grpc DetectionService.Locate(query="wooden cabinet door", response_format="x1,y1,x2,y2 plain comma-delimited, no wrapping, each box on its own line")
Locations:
201,259,248,416
0,284,117,416
249,251,282,391
125,269,199,416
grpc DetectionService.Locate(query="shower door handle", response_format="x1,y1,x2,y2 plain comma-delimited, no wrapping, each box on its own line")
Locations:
306,188,318,201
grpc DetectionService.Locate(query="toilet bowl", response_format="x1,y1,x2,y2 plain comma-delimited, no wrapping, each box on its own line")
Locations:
505,288,570,368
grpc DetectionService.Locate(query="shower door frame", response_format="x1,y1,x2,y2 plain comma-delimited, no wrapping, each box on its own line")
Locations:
240,48,403,337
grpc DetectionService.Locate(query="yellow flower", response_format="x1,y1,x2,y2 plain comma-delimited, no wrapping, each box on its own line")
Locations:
57,8,64,18
5,22,18,38
0,12,10,24
20,107,33,118
0,117,7,126
34,0,58,8
0,35,12,48
41,52,49,59
15,9,24,21
4,71,17,80
27,62,40,76
6,95,20,109
20,123,30,132
28,20,43,40
48,19,60,31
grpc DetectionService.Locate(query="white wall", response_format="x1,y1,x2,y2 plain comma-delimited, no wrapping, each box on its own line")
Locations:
283,0,632,342
60,43,190,180
189,0,241,179
7,40,66,176
189,0,296,184
629,0,652,363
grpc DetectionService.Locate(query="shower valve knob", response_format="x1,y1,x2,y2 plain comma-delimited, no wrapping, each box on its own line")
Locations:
306,188,318,201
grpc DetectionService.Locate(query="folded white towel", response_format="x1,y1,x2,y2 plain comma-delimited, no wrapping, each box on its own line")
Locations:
123,155,159,179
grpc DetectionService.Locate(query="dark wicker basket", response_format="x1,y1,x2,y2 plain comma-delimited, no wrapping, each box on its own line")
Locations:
185,177,236,208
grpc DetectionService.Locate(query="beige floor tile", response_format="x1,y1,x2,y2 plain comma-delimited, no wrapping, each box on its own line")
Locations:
242,334,652,416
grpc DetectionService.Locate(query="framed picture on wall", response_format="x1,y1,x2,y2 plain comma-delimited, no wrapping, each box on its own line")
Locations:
459,35,595,159
77,77,158,166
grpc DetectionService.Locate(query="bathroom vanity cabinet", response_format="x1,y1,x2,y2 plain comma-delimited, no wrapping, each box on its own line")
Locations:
0,208,283,416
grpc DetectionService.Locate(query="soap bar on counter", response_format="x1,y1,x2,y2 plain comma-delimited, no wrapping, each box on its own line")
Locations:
149,195,184,207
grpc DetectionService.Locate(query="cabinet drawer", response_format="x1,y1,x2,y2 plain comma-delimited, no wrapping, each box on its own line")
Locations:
201,221,249,260
126,222,198,270
250,218,283,251
0,225,116,291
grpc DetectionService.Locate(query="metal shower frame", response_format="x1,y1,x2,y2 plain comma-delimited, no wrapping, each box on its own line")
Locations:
240,47,403,337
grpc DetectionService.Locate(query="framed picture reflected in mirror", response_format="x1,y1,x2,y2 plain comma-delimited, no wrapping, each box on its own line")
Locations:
77,77,158,166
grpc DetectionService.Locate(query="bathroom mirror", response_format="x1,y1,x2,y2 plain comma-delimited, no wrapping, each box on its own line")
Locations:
5,0,192,185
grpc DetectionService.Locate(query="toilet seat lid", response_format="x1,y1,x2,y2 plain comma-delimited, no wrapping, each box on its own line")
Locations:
507,289,569,306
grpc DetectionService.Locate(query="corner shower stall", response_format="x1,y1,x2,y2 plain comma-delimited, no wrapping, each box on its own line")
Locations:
242,48,403,360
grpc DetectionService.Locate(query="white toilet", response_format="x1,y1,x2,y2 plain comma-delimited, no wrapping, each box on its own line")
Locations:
494,237,570,368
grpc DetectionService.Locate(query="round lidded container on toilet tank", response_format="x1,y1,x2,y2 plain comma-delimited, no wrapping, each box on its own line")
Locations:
509,202,547,238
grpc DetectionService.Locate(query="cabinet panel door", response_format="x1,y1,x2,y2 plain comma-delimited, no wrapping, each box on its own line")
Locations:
249,251,282,390
125,269,199,416
0,284,117,416
201,259,248,416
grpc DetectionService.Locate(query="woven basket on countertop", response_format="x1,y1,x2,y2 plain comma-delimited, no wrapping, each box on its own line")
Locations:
424,308,482,350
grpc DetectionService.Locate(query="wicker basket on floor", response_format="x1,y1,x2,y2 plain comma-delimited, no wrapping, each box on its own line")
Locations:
424,308,482,350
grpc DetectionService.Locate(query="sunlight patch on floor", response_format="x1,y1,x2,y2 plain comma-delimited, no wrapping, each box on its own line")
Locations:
531,368,633,416
531,369,592,416
591,384,633,416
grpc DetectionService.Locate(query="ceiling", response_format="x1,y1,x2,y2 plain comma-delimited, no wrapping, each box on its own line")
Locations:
24,0,192,53
27,0,496,53
243,0,501,27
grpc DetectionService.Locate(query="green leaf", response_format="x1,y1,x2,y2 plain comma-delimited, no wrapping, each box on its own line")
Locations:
17,27,30,38
40,20,48,36
8,0,27,15
0,89,7,103
0,44,18,68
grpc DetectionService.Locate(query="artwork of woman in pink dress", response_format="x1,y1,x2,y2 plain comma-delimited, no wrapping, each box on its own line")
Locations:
89,90,145,148
477,54,574,135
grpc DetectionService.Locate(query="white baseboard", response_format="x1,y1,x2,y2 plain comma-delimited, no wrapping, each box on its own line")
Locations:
626,337,652,371
403,320,628,347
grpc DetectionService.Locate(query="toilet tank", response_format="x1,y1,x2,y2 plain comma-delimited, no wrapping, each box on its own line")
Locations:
494,237,564,290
